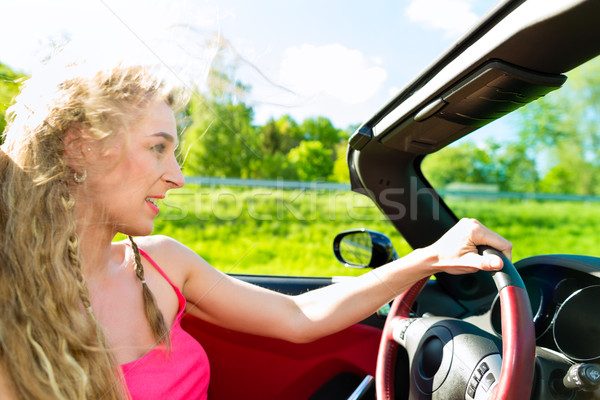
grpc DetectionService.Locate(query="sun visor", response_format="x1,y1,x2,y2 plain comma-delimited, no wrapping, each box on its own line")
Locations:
377,61,566,154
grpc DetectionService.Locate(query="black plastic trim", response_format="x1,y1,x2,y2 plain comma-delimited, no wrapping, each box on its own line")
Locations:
479,246,526,291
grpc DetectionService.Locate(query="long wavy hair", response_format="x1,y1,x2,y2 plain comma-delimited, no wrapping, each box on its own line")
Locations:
0,60,183,399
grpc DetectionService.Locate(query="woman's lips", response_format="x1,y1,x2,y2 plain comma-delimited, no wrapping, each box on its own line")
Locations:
145,197,160,214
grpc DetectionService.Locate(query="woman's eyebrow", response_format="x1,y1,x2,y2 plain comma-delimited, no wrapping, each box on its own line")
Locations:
151,132,178,146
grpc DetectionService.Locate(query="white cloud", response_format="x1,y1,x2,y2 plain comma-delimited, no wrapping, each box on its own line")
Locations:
246,43,388,127
406,0,479,38
277,43,387,105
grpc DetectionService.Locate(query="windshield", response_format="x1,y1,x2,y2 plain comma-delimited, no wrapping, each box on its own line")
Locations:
421,55,600,261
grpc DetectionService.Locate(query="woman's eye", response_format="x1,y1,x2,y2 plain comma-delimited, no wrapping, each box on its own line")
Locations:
152,143,166,154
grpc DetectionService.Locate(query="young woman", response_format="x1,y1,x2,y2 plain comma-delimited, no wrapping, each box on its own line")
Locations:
0,60,511,400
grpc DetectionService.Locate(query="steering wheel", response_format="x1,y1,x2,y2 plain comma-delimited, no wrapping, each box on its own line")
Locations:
375,247,536,400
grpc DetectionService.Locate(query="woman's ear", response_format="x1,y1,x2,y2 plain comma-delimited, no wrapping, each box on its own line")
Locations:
63,125,93,168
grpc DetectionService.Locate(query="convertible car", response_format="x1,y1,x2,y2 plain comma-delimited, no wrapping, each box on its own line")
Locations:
181,0,600,398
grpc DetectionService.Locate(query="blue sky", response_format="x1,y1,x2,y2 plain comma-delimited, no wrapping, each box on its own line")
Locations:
0,0,500,129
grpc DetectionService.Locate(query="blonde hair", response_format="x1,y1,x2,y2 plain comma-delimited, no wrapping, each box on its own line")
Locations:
0,60,183,399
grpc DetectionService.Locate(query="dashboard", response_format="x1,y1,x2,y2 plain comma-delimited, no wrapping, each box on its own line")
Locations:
490,255,600,363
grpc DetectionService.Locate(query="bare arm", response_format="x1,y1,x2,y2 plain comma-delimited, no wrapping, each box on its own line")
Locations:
156,218,510,343
287,218,511,341
179,246,433,343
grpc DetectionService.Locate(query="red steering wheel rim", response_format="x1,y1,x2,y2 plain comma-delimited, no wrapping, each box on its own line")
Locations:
375,251,536,400
375,276,429,400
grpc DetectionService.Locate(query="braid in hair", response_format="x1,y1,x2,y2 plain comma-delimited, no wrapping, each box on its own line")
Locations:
128,236,171,350
66,233,93,314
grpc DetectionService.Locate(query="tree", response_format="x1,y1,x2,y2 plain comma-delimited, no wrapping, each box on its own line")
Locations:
495,142,539,192
421,141,498,188
274,115,304,153
287,141,333,181
260,115,304,156
421,138,541,192
181,94,261,178
537,142,599,195
300,117,343,148
260,119,281,156
257,153,298,180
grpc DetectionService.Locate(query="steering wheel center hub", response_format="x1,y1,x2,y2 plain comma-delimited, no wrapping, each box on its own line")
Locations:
414,326,453,394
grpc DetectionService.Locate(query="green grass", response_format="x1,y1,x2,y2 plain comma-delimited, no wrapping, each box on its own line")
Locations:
148,185,600,277
447,197,600,261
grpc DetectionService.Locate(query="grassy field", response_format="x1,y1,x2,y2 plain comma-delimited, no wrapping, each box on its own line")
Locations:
147,185,600,277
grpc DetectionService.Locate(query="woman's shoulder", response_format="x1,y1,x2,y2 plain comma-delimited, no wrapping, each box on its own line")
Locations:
129,234,183,251
114,235,188,255
116,235,211,277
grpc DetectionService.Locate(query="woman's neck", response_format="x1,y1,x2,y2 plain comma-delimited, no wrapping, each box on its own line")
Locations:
77,223,122,281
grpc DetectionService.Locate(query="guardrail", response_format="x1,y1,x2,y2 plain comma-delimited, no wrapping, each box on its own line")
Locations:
185,176,351,191
438,190,600,202
184,176,600,202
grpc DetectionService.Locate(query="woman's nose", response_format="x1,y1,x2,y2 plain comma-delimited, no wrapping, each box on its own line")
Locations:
163,156,185,189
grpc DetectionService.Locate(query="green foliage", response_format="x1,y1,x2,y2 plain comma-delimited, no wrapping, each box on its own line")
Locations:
331,141,350,183
422,141,499,188
261,115,304,155
287,141,334,181
260,120,281,156
300,116,344,147
257,153,298,180
447,197,600,261
0,62,24,140
494,142,539,192
181,94,262,178
539,161,599,195
151,185,600,276
180,95,345,181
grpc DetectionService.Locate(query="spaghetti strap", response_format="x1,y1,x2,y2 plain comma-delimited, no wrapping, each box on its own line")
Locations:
132,246,186,317
137,247,178,289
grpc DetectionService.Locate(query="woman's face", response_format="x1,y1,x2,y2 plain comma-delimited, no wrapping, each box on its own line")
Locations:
80,100,185,237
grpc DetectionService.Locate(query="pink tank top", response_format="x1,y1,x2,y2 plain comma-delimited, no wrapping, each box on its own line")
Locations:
120,248,210,400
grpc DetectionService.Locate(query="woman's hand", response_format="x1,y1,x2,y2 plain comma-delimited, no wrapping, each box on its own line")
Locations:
424,218,512,275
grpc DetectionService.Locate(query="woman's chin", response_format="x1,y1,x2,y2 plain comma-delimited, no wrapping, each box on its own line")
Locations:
118,224,154,238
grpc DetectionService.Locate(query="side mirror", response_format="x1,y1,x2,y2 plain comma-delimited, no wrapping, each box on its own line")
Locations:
333,229,398,269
